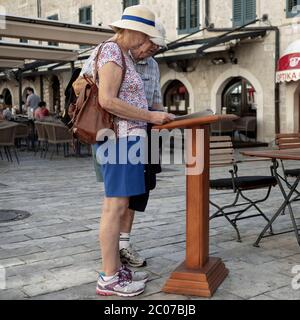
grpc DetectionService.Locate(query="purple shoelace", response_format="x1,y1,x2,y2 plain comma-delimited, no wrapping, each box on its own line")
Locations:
118,265,132,282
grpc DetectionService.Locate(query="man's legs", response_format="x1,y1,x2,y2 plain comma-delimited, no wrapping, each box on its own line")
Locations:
119,207,147,267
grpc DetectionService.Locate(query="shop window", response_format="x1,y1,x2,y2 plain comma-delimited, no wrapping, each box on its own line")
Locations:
287,0,300,18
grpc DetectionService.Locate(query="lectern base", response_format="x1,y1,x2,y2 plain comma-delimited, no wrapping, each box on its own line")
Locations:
162,257,229,297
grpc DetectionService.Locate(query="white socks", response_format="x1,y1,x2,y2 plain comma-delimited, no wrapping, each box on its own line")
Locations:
119,232,131,250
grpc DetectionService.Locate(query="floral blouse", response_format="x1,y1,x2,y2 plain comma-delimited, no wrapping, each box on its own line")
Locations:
82,42,148,138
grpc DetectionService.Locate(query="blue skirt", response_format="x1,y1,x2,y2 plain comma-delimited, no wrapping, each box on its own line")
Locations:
94,136,146,197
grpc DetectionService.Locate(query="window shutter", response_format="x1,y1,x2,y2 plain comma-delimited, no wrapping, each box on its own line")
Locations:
245,0,256,24
85,7,92,25
178,0,187,31
190,0,199,29
79,7,92,25
233,0,243,27
79,8,85,23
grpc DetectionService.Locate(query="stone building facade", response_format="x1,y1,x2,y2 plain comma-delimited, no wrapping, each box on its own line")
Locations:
0,0,300,142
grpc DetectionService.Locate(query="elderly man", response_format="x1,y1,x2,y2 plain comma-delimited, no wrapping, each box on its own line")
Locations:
118,22,167,268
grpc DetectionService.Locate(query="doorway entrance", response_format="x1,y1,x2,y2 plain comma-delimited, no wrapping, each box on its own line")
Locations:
2,88,12,106
222,77,257,117
163,80,189,115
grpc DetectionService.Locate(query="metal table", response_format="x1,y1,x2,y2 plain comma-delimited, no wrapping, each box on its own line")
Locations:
241,149,300,247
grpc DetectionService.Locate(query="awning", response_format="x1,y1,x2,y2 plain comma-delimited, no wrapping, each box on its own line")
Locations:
276,40,300,83
155,44,231,62
155,30,267,62
0,14,113,46
0,59,24,69
0,41,78,62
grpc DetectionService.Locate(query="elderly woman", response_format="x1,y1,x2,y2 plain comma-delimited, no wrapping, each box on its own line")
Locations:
83,5,173,297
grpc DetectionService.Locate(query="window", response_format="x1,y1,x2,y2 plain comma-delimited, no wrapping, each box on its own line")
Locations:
287,0,300,18
47,14,59,46
123,0,139,10
178,0,199,34
79,6,92,25
20,38,28,43
233,0,256,27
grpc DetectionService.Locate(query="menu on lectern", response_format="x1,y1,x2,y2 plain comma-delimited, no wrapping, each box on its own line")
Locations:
173,109,215,121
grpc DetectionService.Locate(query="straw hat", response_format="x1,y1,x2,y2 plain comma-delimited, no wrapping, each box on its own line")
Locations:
109,5,162,39
150,20,167,48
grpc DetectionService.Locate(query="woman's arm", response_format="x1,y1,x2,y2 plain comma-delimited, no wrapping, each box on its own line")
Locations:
98,62,173,125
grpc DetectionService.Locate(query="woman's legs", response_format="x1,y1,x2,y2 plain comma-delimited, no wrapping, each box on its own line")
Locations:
99,196,129,276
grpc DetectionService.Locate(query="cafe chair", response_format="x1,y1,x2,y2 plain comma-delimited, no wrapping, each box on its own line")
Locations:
35,122,48,158
234,116,257,141
15,123,30,149
275,133,300,206
43,122,73,160
210,119,235,138
209,136,276,242
0,125,20,164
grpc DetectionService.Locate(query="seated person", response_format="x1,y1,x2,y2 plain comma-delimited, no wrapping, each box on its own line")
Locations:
2,106,12,120
34,101,49,120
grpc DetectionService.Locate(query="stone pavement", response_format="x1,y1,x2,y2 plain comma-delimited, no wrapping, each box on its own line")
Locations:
0,148,299,300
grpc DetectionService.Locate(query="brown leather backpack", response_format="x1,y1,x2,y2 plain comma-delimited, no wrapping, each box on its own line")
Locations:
69,42,126,145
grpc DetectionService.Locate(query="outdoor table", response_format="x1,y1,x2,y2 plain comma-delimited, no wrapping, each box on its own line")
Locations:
153,114,236,297
241,149,300,247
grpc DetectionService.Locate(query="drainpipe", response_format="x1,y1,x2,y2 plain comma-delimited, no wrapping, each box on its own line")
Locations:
274,27,280,134
204,0,281,133
37,0,41,18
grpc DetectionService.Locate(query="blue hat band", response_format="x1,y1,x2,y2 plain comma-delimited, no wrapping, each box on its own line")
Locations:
121,15,155,27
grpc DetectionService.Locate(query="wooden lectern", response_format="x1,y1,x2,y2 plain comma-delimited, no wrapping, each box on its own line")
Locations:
154,115,231,297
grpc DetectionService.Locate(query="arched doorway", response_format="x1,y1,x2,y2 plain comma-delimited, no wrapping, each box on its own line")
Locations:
50,75,61,114
2,88,12,106
222,77,257,117
163,80,189,115
222,77,257,141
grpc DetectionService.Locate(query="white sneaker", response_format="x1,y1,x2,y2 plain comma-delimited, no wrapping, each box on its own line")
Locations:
120,246,147,267
96,268,145,297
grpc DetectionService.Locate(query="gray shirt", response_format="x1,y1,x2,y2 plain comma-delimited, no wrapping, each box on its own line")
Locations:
27,93,41,110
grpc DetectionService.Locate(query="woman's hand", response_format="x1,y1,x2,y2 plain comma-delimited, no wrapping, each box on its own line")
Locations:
149,111,175,125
